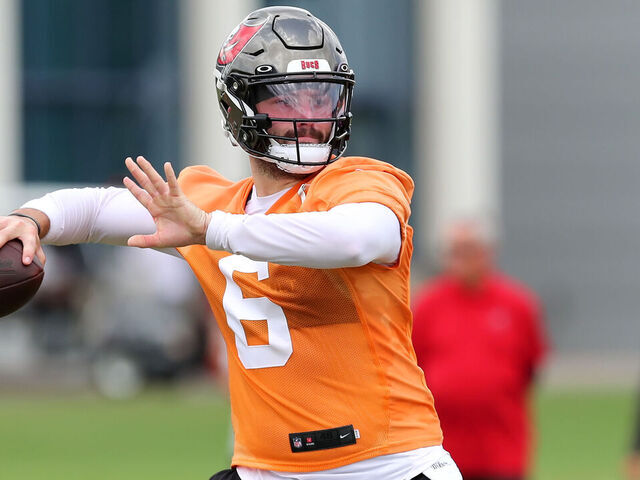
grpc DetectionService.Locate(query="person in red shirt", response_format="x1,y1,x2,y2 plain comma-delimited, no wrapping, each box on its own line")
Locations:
412,219,548,480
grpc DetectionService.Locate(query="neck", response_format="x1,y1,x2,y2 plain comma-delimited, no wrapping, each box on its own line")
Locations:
249,157,310,197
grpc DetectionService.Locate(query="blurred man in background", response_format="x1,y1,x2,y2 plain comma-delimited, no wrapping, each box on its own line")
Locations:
412,218,548,480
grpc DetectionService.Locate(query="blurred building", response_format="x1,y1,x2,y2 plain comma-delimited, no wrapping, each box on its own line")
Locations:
0,0,639,383
501,0,640,358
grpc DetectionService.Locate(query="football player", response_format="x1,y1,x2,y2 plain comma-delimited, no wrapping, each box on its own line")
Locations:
0,7,461,480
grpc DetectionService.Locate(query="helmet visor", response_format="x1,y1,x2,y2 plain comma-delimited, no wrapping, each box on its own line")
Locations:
252,82,347,144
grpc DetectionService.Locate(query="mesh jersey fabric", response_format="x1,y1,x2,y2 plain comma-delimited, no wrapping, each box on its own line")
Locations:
176,156,442,472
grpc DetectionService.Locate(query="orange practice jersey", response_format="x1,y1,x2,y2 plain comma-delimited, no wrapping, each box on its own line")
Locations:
177,157,442,472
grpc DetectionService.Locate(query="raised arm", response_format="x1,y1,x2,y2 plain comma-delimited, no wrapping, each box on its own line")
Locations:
206,203,401,268
124,156,401,269
0,185,155,265
21,186,155,246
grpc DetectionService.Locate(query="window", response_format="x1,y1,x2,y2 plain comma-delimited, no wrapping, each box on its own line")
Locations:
22,0,179,183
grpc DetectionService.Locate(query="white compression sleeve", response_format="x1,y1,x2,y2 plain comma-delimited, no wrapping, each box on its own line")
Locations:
22,188,402,268
206,202,402,269
22,187,155,246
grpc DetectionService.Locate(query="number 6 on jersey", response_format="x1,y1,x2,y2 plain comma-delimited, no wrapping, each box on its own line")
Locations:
219,255,293,369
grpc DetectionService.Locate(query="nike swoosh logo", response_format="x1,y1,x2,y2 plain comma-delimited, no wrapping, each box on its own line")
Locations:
340,433,351,439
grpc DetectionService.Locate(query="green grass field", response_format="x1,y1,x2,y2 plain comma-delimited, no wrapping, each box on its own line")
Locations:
533,388,636,480
0,387,635,479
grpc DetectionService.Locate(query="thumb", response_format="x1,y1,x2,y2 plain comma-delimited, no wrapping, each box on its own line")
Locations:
127,234,160,248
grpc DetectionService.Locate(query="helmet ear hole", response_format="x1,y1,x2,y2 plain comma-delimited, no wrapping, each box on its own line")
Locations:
229,77,248,97
241,129,259,148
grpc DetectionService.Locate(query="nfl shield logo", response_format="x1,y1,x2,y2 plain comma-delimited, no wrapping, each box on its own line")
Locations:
293,437,302,448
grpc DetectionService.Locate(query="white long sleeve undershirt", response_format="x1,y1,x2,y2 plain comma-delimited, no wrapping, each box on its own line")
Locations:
22,186,401,268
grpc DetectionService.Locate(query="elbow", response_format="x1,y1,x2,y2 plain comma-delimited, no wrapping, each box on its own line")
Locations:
339,238,375,267
334,221,395,267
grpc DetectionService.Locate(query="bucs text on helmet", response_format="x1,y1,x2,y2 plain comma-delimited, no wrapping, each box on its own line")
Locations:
215,6,355,174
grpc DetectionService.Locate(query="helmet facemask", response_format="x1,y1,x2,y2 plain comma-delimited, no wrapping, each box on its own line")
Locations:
220,72,354,174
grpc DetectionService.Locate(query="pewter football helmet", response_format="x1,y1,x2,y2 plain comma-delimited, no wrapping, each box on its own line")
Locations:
215,6,355,174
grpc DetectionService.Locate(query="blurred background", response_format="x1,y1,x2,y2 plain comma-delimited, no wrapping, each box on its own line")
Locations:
0,0,639,479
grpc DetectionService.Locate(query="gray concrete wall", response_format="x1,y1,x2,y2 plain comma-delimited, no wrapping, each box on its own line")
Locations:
501,0,640,352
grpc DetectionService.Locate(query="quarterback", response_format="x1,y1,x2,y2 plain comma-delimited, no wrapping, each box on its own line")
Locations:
0,7,461,480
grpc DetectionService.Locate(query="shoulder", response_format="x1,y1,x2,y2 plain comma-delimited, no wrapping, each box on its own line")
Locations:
178,165,251,212
178,165,233,187
303,156,415,221
313,157,414,195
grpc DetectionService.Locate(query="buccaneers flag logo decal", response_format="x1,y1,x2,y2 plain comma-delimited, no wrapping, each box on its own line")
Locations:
217,19,267,65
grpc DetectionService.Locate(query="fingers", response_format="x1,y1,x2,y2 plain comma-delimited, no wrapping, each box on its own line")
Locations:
0,216,13,249
124,156,179,201
20,232,40,265
164,162,181,196
136,156,169,195
123,176,154,211
0,216,41,265
125,156,161,197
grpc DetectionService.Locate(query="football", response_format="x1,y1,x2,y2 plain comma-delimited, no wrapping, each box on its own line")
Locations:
0,240,45,318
